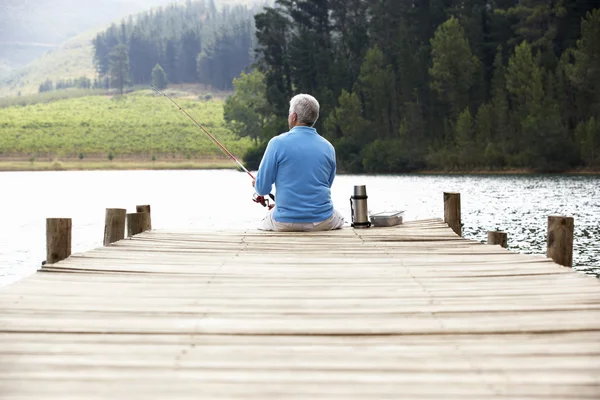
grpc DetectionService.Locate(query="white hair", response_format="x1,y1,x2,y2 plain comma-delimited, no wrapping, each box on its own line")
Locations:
289,94,320,126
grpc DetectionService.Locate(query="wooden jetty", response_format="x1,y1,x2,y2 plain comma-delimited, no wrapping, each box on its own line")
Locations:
1,216,600,398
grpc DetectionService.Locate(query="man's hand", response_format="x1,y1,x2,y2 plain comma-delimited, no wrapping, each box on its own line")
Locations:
252,180,256,188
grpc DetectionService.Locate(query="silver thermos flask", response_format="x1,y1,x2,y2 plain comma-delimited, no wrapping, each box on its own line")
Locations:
350,185,371,228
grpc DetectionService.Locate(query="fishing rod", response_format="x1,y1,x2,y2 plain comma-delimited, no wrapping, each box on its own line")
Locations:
151,85,274,208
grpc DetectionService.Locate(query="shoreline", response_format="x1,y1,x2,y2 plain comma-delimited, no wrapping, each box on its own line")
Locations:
1,160,599,175
411,169,600,176
0,159,236,171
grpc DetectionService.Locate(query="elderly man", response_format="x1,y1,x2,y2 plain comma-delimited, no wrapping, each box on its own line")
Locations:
253,94,344,232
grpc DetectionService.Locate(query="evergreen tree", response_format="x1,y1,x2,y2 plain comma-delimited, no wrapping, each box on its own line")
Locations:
164,39,180,84
152,64,168,89
109,44,130,95
429,17,480,119
329,0,369,92
91,1,257,89
324,89,370,172
355,46,397,140
568,9,600,120
575,117,599,166
180,29,202,83
255,7,293,120
454,107,476,167
506,41,571,169
272,0,335,126
38,79,54,93
490,46,512,157
128,29,160,84
499,0,568,68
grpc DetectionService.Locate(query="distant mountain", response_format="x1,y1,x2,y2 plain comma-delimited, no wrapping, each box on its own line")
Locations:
0,0,179,70
0,0,265,96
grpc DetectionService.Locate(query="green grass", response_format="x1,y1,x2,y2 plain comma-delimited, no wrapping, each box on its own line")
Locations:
0,90,251,162
0,159,236,171
0,88,109,108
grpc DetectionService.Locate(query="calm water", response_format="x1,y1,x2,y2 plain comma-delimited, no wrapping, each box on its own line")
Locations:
1,170,598,286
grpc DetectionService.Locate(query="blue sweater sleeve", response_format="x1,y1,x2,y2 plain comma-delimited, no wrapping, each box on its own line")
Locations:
328,147,336,187
255,138,278,196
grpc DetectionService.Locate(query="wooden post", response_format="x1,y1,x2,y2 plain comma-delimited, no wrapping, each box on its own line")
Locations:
136,204,152,230
127,212,151,237
547,216,574,267
443,192,461,236
46,218,72,264
487,231,508,248
104,208,126,246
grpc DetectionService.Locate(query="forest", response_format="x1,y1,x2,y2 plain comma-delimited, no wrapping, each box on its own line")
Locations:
228,0,600,172
92,0,258,91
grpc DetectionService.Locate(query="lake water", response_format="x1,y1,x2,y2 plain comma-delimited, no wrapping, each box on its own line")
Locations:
1,170,598,286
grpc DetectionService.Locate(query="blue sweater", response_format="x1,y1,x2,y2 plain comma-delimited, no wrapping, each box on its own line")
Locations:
255,126,336,223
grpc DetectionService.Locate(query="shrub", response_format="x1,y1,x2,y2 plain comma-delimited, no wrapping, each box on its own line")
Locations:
242,141,268,170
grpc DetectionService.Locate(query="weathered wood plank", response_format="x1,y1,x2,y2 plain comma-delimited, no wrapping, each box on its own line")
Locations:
1,218,599,399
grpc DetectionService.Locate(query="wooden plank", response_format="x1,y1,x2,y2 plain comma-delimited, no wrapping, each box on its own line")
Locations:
0,218,599,399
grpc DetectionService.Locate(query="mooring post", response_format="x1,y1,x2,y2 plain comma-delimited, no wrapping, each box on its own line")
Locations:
127,212,151,237
547,216,574,267
104,208,127,246
487,231,508,248
46,218,72,264
443,192,461,236
136,204,152,230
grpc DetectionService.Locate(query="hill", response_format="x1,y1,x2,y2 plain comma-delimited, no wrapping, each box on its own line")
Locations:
0,0,265,97
0,31,97,97
0,0,178,70
0,89,252,169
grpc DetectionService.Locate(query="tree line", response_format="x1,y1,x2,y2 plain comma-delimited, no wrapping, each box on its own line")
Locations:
92,0,258,93
38,76,95,93
227,0,600,172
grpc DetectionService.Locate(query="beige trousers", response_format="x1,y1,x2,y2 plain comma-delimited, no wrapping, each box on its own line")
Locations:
259,209,345,232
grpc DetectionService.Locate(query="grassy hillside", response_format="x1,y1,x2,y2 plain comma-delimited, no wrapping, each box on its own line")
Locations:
0,31,98,97
0,0,266,97
0,0,178,70
0,90,251,165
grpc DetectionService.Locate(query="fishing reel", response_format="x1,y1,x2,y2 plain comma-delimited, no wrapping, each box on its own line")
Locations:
253,193,275,210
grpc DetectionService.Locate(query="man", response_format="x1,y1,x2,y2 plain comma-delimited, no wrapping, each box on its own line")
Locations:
253,94,344,232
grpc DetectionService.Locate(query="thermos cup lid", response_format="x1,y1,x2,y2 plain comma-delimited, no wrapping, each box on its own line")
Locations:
353,185,367,197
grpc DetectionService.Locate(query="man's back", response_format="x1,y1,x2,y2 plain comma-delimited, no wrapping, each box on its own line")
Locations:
255,125,336,223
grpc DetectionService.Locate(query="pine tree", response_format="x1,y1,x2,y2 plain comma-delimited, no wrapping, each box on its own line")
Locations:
255,7,293,119
274,0,335,125
324,89,370,172
569,10,600,120
180,30,202,83
429,17,480,119
164,40,180,84
454,107,476,167
108,44,130,95
152,64,168,89
575,117,599,166
354,46,397,140
499,0,567,68
329,0,369,92
490,46,512,157
38,79,54,93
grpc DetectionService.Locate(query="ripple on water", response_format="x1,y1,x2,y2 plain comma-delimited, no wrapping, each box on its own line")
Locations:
1,171,599,286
